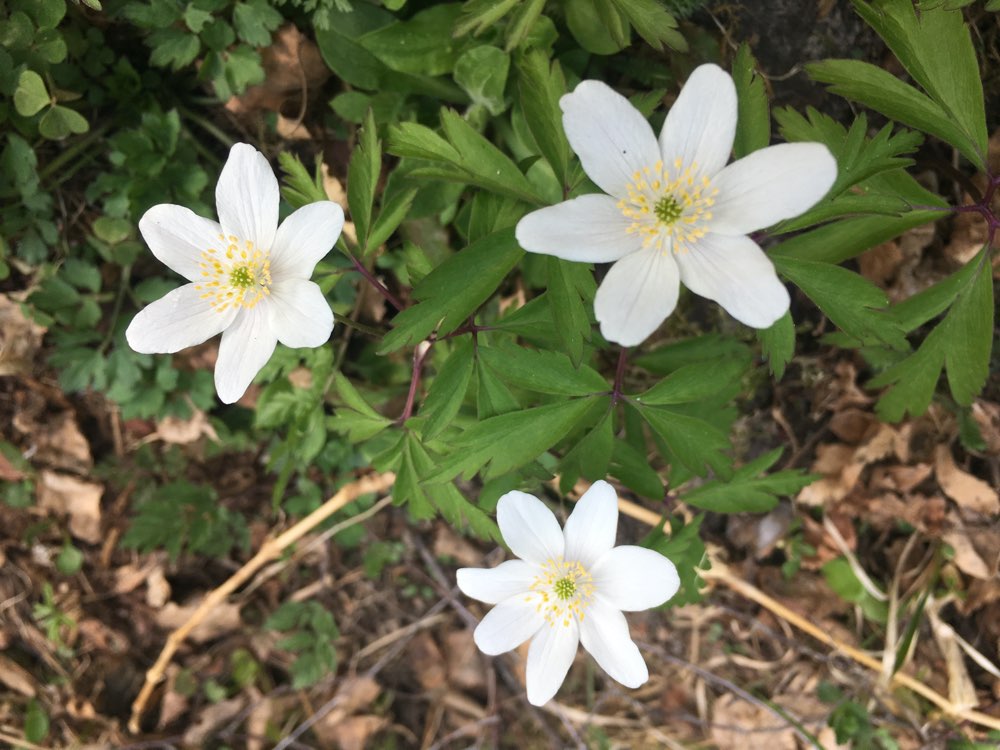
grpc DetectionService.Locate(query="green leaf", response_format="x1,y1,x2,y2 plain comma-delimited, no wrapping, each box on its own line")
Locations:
347,109,380,249
561,408,614,483
641,514,707,606
14,70,49,117
454,45,510,115
564,0,628,55
37,104,88,140
607,0,686,52
806,57,982,168
149,27,201,69
943,250,993,406
635,334,751,375
454,0,521,37
774,256,906,348
517,50,570,185
184,4,213,33
869,323,946,422
421,337,475,440
504,0,547,50
366,188,416,256
475,356,520,419
638,405,731,479
478,343,608,396
360,4,466,76
430,397,600,480
757,311,795,379
379,228,523,353
546,256,592,365
608,437,663,499
852,0,987,166
232,0,282,47
885,250,983,332
732,44,770,158
636,356,749,406
278,152,329,208
681,448,816,513
25,699,49,743
26,0,66,29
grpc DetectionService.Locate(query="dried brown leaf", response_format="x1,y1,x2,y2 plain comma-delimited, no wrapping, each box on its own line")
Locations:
37,471,103,544
935,445,999,514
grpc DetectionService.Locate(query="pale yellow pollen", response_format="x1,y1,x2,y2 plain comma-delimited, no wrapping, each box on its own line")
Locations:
194,235,272,313
525,557,595,629
617,158,719,255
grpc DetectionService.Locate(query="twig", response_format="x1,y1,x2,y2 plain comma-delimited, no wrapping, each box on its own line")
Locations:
0,730,53,750
128,471,396,733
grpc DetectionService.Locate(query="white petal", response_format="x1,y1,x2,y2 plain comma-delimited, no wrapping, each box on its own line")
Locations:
139,204,224,282
579,599,648,688
560,80,660,199
594,248,680,347
214,305,277,404
525,619,579,706
591,545,680,611
676,233,790,329
563,480,618,570
659,64,738,178
268,278,334,349
515,195,641,263
126,283,236,354
457,560,537,605
496,491,565,566
473,594,545,656
710,143,837,235
215,143,280,251
271,201,345,280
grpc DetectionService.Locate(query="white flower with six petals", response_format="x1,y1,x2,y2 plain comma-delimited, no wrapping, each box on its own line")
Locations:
457,481,679,706
126,143,344,403
516,64,838,346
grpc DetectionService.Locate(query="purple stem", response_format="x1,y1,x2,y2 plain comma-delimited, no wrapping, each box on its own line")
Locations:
349,254,404,311
397,343,430,425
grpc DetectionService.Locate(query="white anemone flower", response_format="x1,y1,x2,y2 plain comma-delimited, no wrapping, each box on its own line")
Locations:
457,481,679,706
515,64,838,346
126,143,344,404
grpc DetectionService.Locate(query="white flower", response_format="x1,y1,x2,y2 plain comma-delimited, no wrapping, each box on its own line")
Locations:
457,481,679,706
515,64,838,346
126,143,344,404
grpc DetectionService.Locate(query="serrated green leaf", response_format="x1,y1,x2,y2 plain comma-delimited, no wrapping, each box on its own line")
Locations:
732,44,770,158
806,57,982,168
886,250,982,332
638,405,731,479
421,338,474,440
14,70,49,117
366,187,416,256
475,356,520,419
635,334,751,375
757,310,794,379
379,228,523,353
504,0,546,50
232,0,282,47
944,251,993,406
546,256,592,365
852,0,986,166
641,514,707,606
430,397,600,481
870,323,947,421
774,256,906,348
608,437,663,499
636,356,749,406
479,343,607,396
149,27,201,70
348,109,380,249
561,408,614,483
517,51,570,185
681,448,815,513
607,0,686,52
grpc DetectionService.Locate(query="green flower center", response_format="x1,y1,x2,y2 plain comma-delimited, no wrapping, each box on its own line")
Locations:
230,265,254,289
553,576,576,601
654,195,683,224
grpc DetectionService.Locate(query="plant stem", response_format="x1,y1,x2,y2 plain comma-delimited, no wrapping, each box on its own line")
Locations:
611,346,628,404
397,342,431,425
341,242,404,311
